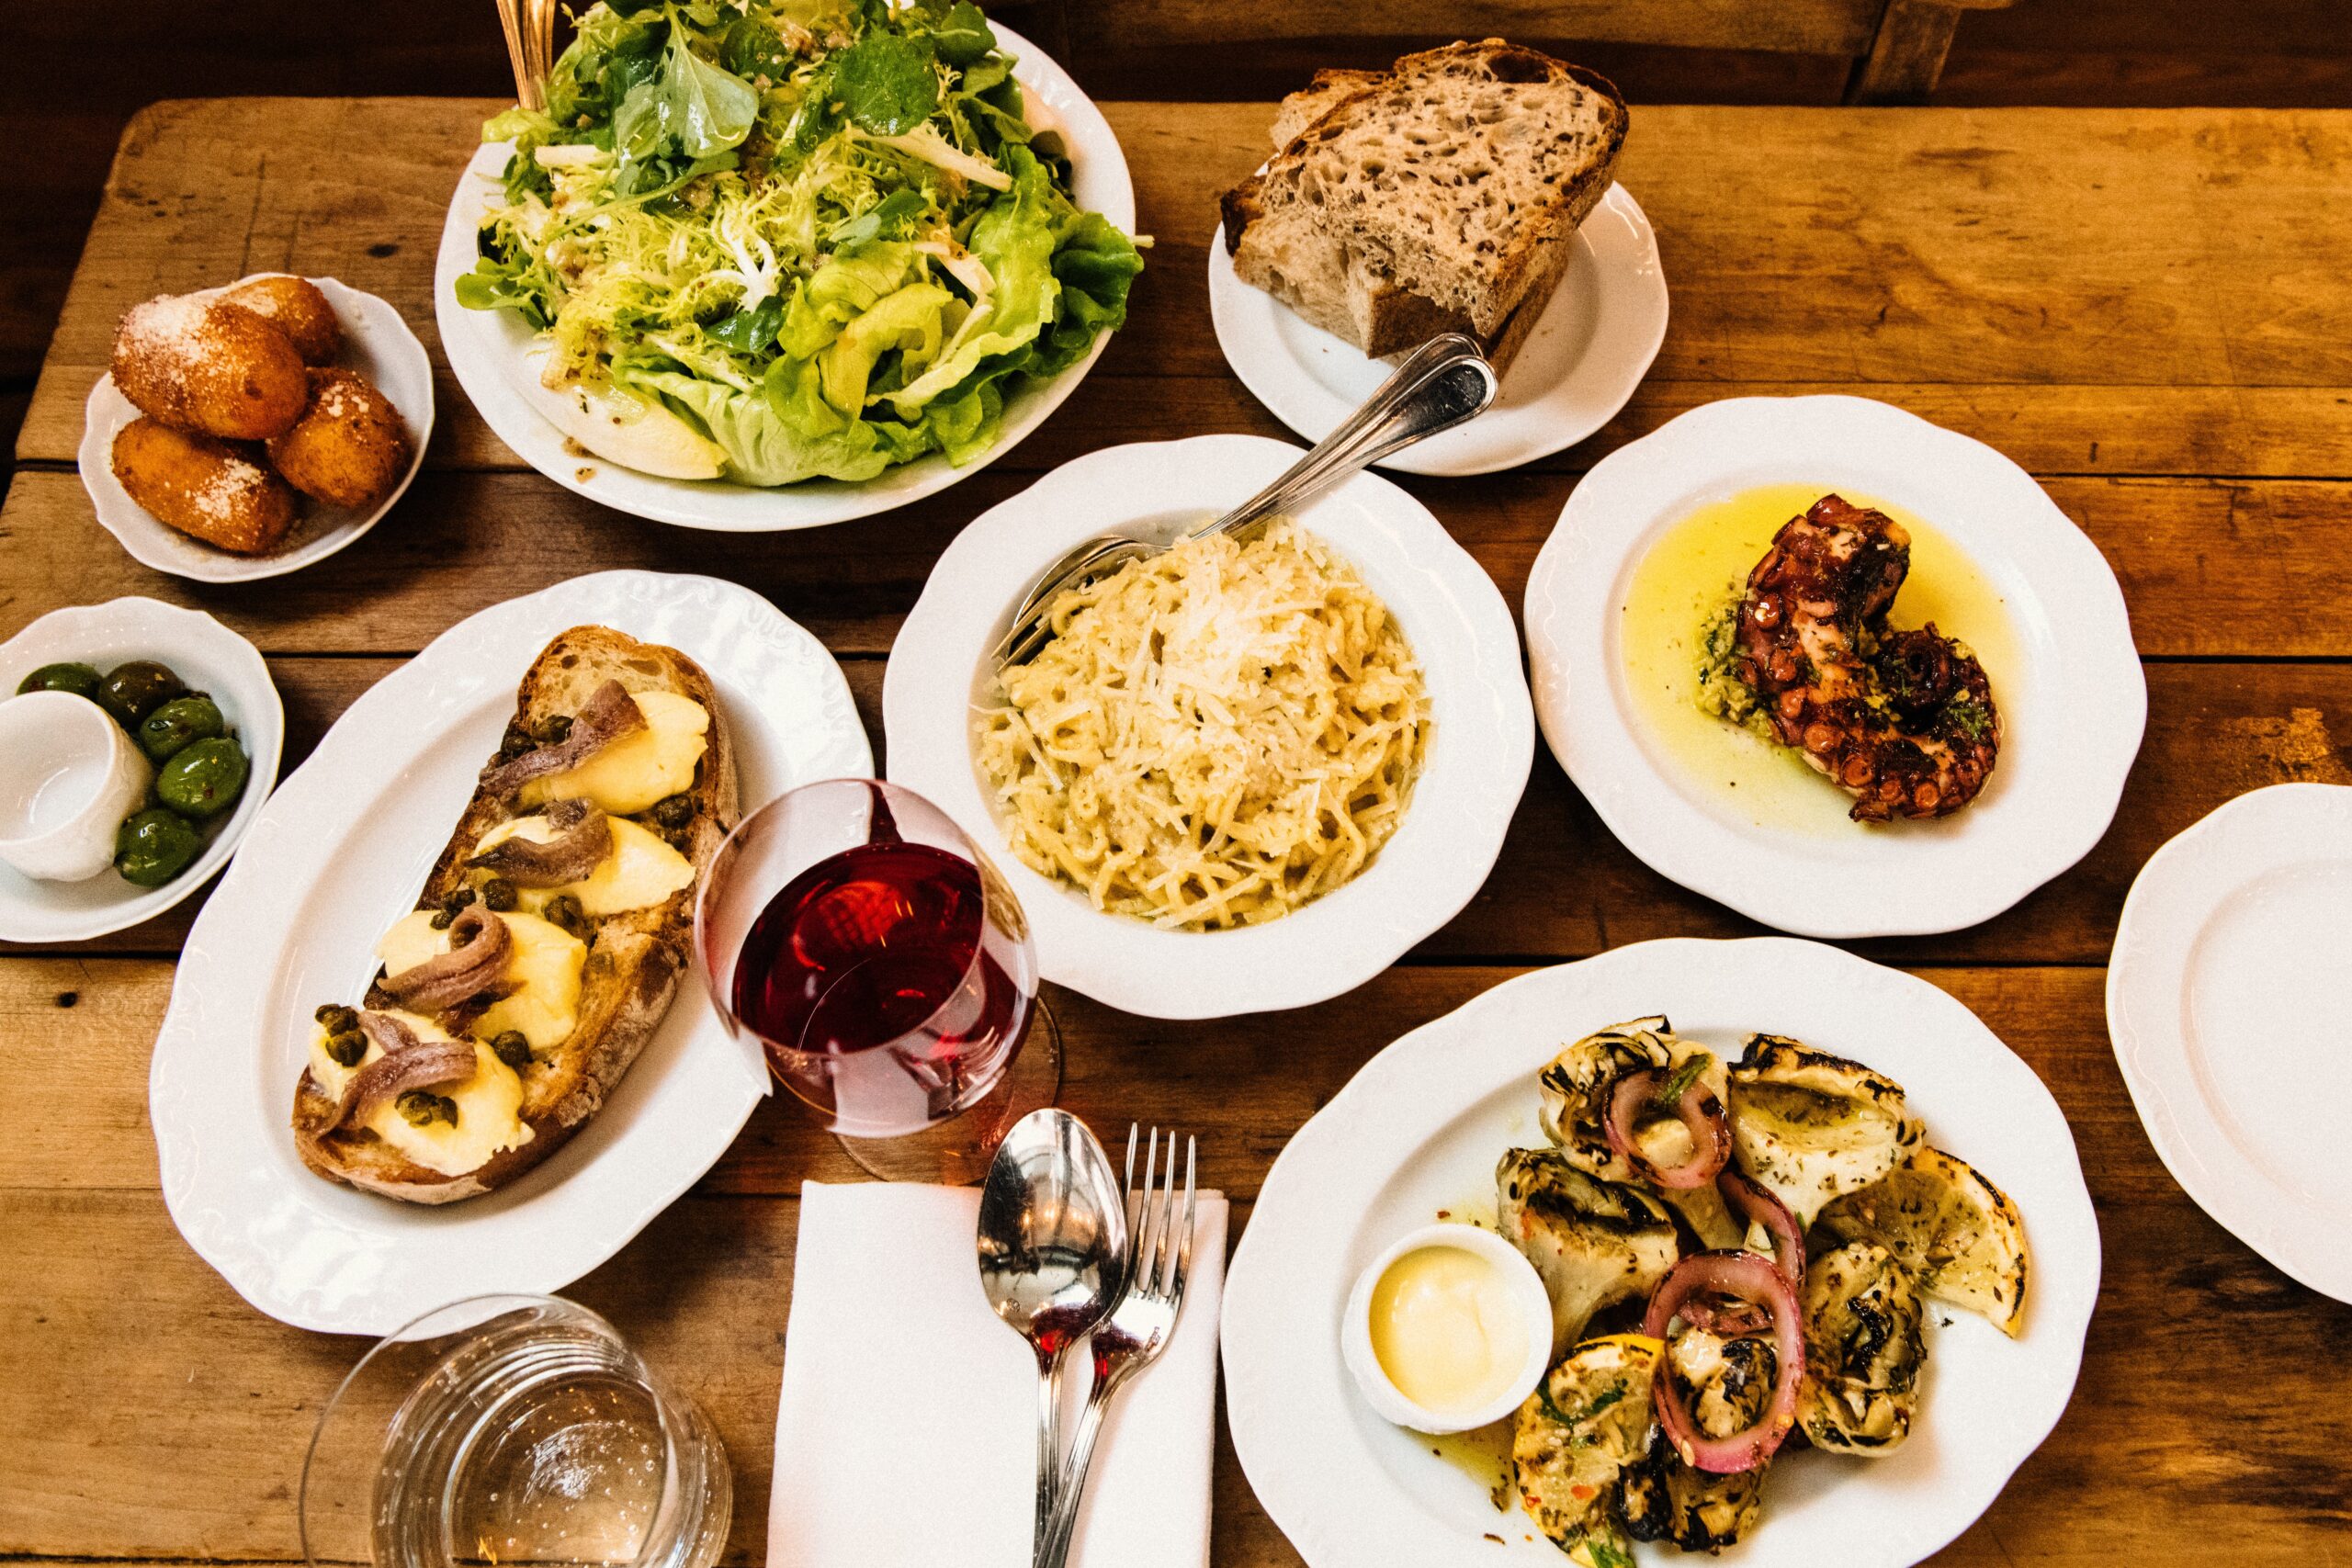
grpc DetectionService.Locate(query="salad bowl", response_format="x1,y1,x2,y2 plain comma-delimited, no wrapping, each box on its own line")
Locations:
434,15,1136,533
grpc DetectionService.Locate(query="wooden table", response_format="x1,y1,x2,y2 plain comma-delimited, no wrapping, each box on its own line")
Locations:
4,96,2350,1566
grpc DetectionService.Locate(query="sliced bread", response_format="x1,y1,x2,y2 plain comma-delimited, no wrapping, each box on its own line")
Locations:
1222,41,1626,371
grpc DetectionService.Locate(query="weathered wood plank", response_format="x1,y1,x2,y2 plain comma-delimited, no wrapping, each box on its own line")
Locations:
3,964,2347,1563
24,102,2352,479
6,657,2345,965
1066,0,1885,55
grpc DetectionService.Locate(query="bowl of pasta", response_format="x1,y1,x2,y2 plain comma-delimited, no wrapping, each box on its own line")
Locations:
882,434,1533,1019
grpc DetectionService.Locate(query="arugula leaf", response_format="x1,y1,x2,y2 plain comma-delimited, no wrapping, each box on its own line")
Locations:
615,25,760,167
705,296,785,355
833,29,940,135
719,15,796,82
931,1,996,66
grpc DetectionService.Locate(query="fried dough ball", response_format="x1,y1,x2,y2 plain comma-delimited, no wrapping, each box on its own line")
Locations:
220,275,343,366
111,294,308,439
266,367,413,510
111,416,300,554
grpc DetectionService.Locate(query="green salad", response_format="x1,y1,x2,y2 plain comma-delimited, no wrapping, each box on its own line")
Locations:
458,0,1143,486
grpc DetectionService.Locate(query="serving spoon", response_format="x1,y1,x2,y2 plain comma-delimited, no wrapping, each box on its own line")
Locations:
978,1109,1130,1550
992,332,1499,669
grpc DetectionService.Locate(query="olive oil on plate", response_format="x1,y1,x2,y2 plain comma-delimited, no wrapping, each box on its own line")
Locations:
1616,483,2021,839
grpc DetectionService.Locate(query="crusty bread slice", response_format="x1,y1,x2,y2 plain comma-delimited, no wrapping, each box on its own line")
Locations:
292,626,739,1204
1222,41,1625,372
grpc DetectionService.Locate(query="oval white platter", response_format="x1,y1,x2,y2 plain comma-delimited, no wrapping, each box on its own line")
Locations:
78,277,435,582
2108,782,2352,1304
432,20,1134,532
0,598,284,942
1224,937,2099,1568
150,570,870,1334
883,434,1533,1020
1524,395,2145,938
1206,184,1668,476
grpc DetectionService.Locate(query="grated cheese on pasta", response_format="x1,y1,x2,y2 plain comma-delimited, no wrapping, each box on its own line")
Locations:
974,520,1430,931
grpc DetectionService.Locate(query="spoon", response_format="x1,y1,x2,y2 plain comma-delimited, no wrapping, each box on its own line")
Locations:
991,332,1499,669
978,1108,1130,1550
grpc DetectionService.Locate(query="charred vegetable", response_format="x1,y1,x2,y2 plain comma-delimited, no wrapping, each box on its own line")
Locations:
1727,1034,1923,1221
1621,1328,1775,1551
1797,1240,1926,1456
1498,1147,1679,1357
1513,1334,1661,1562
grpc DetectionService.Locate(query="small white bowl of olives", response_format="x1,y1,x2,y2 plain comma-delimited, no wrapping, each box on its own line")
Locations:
0,598,281,942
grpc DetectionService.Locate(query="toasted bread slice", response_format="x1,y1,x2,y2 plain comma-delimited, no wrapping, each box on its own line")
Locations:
1223,41,1625,372
293,626,739,1204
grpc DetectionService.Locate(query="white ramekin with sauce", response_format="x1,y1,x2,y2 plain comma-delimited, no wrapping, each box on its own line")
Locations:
1341,1222,1554,1434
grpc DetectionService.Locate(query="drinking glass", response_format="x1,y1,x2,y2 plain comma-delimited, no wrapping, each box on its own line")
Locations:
695,777,1062,1183
300,1294,729,1568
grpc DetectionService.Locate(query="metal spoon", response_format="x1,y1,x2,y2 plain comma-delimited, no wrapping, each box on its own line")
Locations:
991,332,1499,669
978,1109,1129,1551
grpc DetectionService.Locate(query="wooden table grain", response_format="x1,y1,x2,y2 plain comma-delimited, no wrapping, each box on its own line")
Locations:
3,97,2349,1566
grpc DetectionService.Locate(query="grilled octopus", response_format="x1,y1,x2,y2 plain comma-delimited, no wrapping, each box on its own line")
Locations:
1731,495,1998,821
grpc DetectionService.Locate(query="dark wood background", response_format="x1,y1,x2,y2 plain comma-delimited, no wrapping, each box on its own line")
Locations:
2,0,2348,502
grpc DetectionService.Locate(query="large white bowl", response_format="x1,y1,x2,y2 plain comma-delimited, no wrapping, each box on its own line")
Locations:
882,434,1534,1019
151,570,870,1333
1524,395,2145,938
78,277,434,581
432,20,1134,532
0,598,283,942
1224,937,2101,1568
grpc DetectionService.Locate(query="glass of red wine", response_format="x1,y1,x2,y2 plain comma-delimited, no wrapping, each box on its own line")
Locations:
694,778,1061,1182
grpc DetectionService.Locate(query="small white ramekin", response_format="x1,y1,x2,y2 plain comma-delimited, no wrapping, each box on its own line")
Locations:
1340,1222,1554,1435
0,691,153,881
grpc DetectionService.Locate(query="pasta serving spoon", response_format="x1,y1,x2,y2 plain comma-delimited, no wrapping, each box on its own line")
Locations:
992,333,1499,669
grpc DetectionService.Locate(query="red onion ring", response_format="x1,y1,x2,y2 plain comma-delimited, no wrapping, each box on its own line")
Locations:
465,797,612,887
1642,1251,1804,1474
1603,1067,1731,1190
1719,1165,1805,1287
479,681,647,799
380,907,512,1012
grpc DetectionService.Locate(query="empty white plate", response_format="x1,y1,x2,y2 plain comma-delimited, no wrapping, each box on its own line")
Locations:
2107,783,2352,1303
78,276,434,581
1205,184,1668,476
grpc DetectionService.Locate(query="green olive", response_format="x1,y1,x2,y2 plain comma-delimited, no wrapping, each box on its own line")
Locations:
155,737,250,819
17,661,103,699
96,660,187,728
114,808,204,886
138,694,227,762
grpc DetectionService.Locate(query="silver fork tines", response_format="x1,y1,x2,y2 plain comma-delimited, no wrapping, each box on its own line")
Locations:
1034,1125,1197,1568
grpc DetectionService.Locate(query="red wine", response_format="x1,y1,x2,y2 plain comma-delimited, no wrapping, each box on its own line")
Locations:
731,839,1030,1134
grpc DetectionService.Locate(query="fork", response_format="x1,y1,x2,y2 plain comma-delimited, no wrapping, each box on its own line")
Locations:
992,333,1498,670
492,0,560,112
1033,1126,1197,1568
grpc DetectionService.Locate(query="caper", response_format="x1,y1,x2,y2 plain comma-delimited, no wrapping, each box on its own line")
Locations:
396,1090,458,1128
17,661,103,699
651,793,694,829
113,807,203,886
441,886,478,913
324,1030,368,1067
137,694,227,762
96,660,187,728
530,713,574,745
428,907,456,931
489,1031,532,1069
314,1002,360,1034
496,726,535,761
481,877,518,912
155,737,250,819
544,893,588,937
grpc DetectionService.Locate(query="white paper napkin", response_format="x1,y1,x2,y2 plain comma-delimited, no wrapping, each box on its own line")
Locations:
770,1179,1228,1568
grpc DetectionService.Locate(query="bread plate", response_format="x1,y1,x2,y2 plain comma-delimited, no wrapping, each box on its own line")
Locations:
1525,395,2143,938
432,19,1133,533
1224,937,2098,1568
883,434,1532,1019
77,277,434,582
2108,783,2352,1304
151,570,869,1333
1206,185,1667,477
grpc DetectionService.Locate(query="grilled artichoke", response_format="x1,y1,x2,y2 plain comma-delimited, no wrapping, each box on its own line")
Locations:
1498,1146,1679,1356
1797,1239,1926,1456
1727,1034,1924,1221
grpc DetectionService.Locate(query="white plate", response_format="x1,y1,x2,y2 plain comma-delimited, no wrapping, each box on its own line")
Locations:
78,277,434,581
1206,184,1668,476
1524,395,2144,937
151,570,871,1334
2107,783,2352,1303
0,599,283,942
432,21,1134,532
1224,937,2099,1568
882,434,1533,1019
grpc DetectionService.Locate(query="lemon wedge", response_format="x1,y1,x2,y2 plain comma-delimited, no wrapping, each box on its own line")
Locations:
1815,1145,2029,1337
